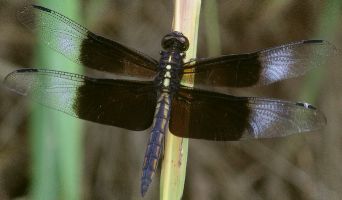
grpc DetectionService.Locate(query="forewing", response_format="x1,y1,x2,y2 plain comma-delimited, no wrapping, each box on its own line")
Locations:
183,40,337,88
4,69,157,130
170,87,326,141
18,5,158,78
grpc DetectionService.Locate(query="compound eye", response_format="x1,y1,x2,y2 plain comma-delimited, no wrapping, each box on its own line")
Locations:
161,32,189,51
179,36,189,51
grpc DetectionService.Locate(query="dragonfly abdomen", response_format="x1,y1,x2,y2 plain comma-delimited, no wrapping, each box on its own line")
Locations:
141,93,172,196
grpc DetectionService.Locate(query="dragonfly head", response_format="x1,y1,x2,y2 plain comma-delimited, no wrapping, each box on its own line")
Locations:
161,31,189,52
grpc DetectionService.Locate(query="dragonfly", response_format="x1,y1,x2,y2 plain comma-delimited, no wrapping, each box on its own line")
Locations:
4,5,336,196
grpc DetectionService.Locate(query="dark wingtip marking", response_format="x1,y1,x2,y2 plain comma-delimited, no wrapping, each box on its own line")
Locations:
16,68,39,73
296,102,317,110
303,40,324,44
32,5,52,13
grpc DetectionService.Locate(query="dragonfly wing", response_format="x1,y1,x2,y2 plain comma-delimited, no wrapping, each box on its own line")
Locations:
184,40,337,88
4,68,157,130
170,87,326,141
18,5,158,79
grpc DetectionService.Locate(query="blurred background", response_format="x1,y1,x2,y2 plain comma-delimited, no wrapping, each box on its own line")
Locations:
0,0,342,199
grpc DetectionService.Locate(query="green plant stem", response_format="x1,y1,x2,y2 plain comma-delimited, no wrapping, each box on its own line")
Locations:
31,1,82,200
160,1,201,200
204,0,221,56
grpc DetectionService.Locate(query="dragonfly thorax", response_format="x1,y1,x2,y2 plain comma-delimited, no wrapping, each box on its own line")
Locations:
155,49,184,93
154,31,189,92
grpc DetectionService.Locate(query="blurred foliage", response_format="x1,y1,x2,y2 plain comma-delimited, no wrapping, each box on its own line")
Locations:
0,0,341,199
31,1,82,200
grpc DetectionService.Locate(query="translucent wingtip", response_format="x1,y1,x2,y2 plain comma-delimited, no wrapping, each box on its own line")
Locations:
3,69,36,96
307,40,341,56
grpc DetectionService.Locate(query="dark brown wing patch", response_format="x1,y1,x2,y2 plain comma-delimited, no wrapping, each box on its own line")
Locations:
4,68,157,130
169,87,326,141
